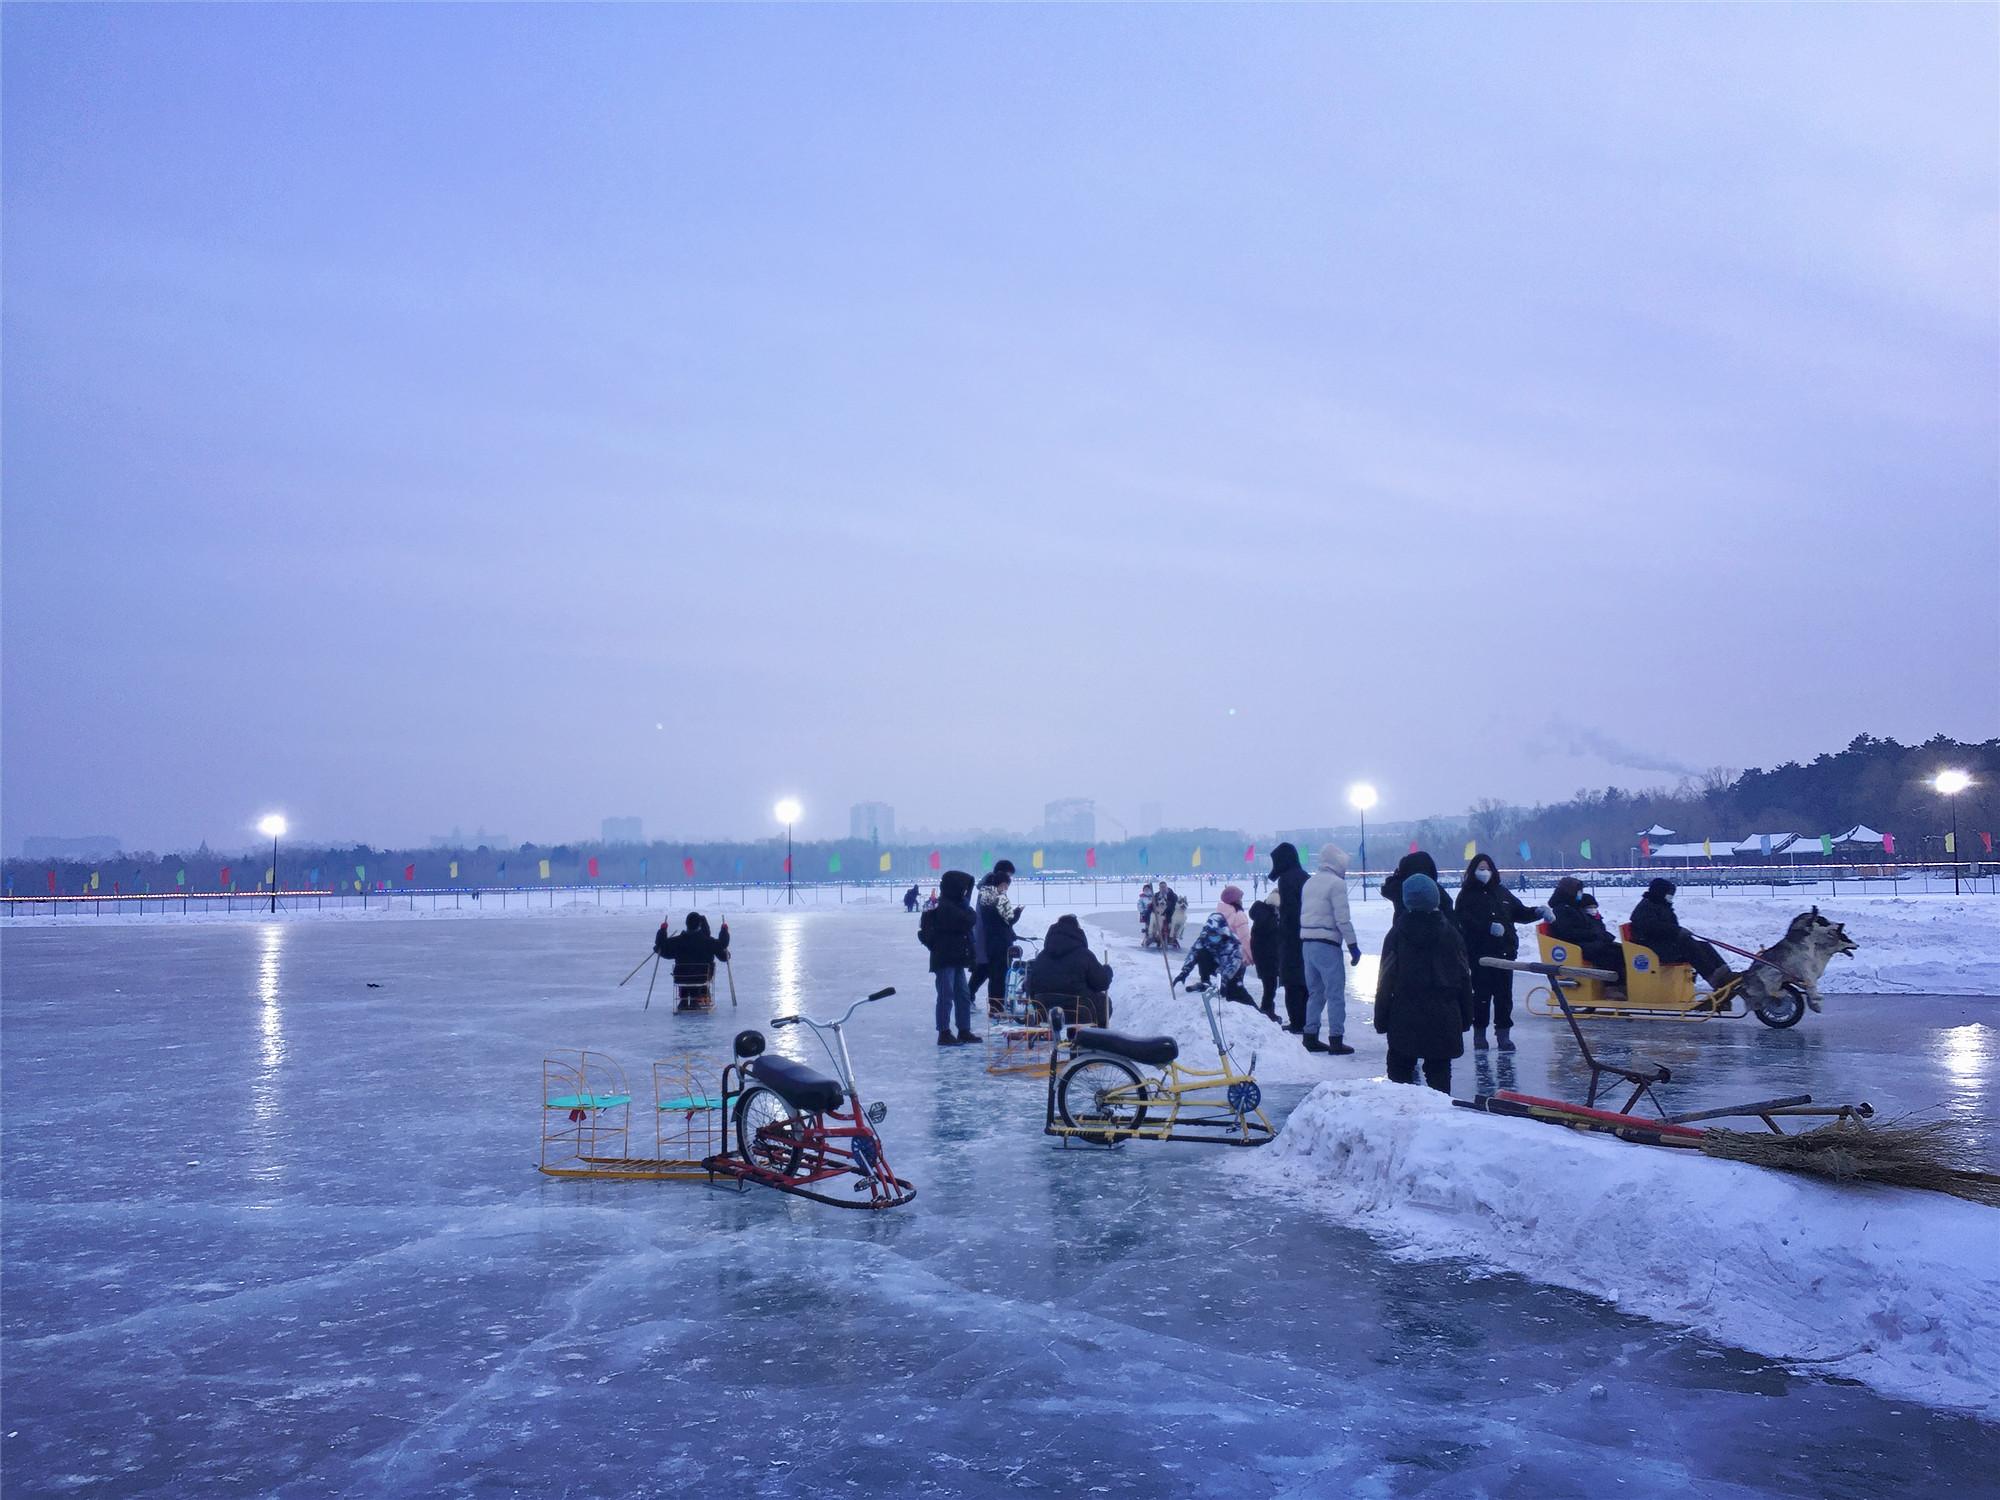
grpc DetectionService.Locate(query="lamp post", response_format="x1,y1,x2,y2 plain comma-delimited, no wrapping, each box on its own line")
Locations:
774,799,802,905
258,814,287,915
1934,770,1971,896
1348,783,1378,899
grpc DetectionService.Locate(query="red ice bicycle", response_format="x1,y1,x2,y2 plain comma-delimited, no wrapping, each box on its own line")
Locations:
704,985,917,1209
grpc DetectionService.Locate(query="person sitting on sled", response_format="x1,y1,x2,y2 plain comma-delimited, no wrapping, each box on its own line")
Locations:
1138,882,1156,938
1629,878,1736,989
653,911,731,1010
1026,913,1115,1031
1548,877,1624,985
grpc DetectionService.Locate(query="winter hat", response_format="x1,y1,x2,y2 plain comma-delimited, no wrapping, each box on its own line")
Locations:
1402,873,1441,913
1220,884,1244,906
1646,878,1677,900
1316,843,1350,876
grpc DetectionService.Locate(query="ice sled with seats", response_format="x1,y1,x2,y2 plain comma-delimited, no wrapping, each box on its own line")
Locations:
1522,923,1809,1029
539,1050,725,1180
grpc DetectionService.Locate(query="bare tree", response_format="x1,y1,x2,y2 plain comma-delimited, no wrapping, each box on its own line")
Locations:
1467,798,1510,850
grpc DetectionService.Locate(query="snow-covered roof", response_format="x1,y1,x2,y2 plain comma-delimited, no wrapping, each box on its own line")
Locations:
1639,824,1677,837
1732,833,1802,855
1649,842,1710,859
1833,824,1886,846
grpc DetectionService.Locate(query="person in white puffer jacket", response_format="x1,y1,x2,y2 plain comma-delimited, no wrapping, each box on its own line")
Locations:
1299,843,1363,1055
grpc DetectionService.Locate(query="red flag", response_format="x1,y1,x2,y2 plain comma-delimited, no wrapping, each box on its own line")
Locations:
929,849,941,871
403,863,416,882
1640,836,1652,858
587,856,599,879
682,856,695,878
783,855,792,875
1883,832,1896,856
219,866,232,888
1243,844,1256,864
45,870,55,893
1981,832,1993,855
114,882,121,895
1407,841,1419,855
1085,847,1097,869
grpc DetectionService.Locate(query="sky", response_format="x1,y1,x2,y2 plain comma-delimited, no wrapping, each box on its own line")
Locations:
4,3,1996,853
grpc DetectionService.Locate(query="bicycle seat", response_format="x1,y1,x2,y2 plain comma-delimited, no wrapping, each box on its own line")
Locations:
1071,1028,1179,1067
747,1055,844,1115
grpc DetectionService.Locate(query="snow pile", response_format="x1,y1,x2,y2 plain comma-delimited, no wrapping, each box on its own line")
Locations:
1231,1079,2000,1415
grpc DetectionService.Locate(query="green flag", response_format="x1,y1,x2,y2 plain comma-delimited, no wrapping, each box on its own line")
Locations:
355,864,366,880
980,849,991,870
828,853,842,874
1820,834,1833,856
1580,839,1593,861
175,868,186,887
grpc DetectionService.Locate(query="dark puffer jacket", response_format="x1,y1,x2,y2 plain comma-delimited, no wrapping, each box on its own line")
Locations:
1547,877,1624,979
1248,894,1281,978
919,870,977,972
1026,915,1114,999
1453,860,1541,962
1629,881,1700,964
1382,852,1454,923
1373,913,1474,1059
654,913,730,984
1267,843,1311,988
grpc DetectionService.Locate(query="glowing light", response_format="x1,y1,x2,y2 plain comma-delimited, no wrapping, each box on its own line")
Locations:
1934,770,1972,796
774,798,802,827
257,813,288,838
1348,783,1379,812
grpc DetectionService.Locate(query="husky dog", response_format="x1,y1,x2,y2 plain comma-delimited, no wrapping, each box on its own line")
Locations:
1735,907,1858,1013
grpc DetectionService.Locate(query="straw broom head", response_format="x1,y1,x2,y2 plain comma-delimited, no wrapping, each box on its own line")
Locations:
1699,1118,2000,1206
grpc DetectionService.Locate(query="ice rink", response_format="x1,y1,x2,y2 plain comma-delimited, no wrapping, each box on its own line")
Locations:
4,908,1997,1497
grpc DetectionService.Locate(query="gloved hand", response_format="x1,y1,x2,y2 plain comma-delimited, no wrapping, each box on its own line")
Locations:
1348,941,1363,966
1539,905,1554,922
1490,922,1504,937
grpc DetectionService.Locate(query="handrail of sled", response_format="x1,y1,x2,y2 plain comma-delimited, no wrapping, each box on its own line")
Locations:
1479,955,1622,983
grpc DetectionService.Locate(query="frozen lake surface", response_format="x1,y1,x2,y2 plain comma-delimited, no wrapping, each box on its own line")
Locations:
4,911,1997,1497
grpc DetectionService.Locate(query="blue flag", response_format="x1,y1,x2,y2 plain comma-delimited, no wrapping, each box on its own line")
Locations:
1518,841,1532,863
640,857,648,880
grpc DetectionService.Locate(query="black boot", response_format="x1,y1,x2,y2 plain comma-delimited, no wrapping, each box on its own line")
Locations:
1302,1034,1329,1053
956,1028,983,1044
1473,1028,1489,1051
1496,1028,1516,1053
937,1029,960,1046
1327,1035,1355,1055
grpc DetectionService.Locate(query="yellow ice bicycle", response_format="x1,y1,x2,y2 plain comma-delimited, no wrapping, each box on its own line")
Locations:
1044,984,1275,1148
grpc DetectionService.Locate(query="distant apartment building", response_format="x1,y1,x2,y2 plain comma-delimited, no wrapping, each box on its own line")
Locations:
601,816,644,845
1043,798,1095,842
850,802,895,842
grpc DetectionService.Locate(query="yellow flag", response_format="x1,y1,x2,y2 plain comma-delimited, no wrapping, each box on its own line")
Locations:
90,870,100,890
449,860,459,879
1191,846,1203,868
1945,832,1956,854
1032,849,1045,870
1702,838,1712,857
878,851,891,872
1463,840,1477,861
538,858,551,879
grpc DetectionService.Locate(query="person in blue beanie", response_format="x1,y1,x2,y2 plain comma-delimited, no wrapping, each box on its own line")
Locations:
1372,872,1473,1093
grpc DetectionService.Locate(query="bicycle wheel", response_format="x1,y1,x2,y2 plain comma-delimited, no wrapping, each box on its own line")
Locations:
735,1086,805,1176
1057,1056,1149,1143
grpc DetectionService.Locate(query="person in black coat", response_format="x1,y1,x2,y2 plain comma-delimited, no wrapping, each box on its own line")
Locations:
653,912,731,1010
918,869,979,1045
1381,851,1455,924
1373,873,1473,1093
1454,855,1545,1051
1247,893,1282,1018
1629,879,1734,986
1025,914,1115,1029
1547,876,1625,985
903,884,920,913
1267,843,1312,1033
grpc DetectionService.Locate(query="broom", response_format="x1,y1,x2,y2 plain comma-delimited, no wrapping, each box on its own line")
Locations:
1699,1117,2000,1206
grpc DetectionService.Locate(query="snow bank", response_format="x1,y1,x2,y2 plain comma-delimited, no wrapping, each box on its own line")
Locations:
1232,1080,2000,1416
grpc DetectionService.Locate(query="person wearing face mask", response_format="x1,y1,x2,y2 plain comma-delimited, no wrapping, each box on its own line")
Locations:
1629,878,1736,989
1453,855,1546,1051
1548,876,1626,985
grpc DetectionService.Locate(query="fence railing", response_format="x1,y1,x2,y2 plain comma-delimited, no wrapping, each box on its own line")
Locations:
3,862,1993,919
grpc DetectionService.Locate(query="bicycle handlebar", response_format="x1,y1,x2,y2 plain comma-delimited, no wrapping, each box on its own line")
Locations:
771,987,897,1031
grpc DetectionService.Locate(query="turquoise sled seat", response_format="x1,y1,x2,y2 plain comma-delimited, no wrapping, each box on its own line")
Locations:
545,1092,632,1110
658,1094,719,1112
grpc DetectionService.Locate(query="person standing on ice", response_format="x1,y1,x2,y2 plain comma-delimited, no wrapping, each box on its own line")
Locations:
903,884,920,913
1381,850,1454,926
1454,854,1545,1052
1266,843,1312,1032
1372,873,1473,1093
918,869,979,1045
1247,890,1282,1018
1629,878,1736,990
969,861,1022,1017
1299,844,1362,1055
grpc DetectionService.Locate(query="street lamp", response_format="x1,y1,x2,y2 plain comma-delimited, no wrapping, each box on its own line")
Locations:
257,813,287,914
1933,770,1972,895
774,798,802,905
1348,783,1378,899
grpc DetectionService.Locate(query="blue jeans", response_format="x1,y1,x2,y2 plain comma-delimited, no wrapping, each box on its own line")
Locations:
1303,941,1346,1039
934,968,971,1033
